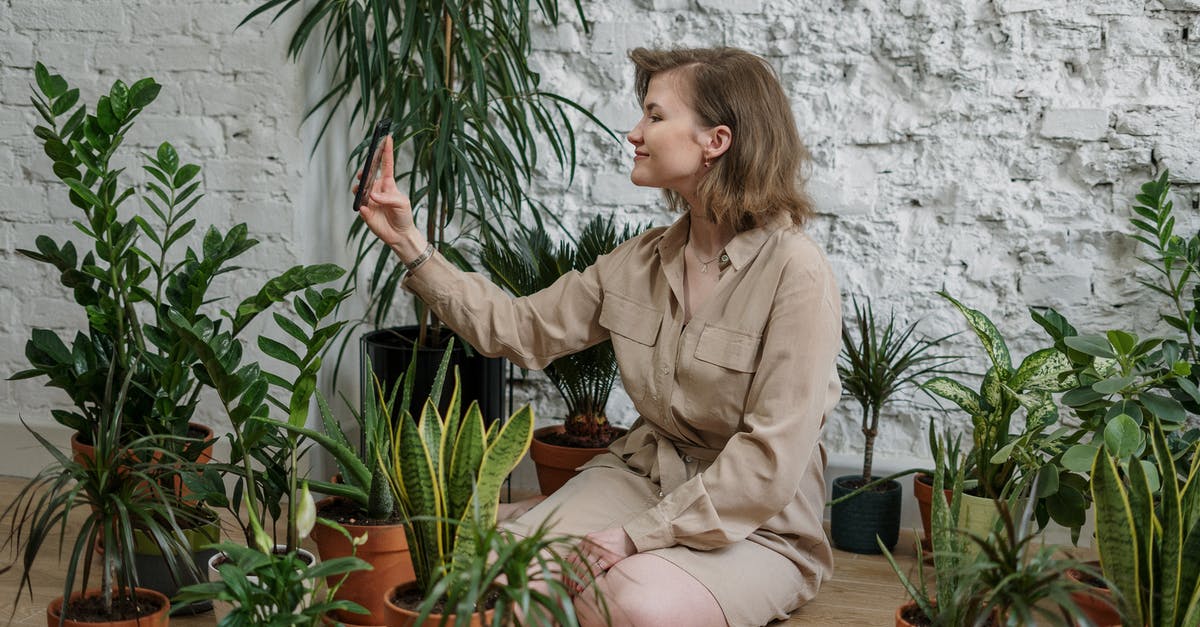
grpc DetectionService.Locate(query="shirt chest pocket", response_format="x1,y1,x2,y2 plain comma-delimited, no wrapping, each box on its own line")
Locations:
694,324,761,373
599,292,662,346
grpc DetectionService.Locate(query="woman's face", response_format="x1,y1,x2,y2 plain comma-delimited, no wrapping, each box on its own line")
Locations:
627,70,715,195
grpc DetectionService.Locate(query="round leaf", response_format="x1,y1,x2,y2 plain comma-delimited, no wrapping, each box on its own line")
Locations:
1140,392,1186,422
1062,444,1099,473
1064,335,1116,359
1103,414,1142,458
1092,375,1137,395
1046,485,1087,528
1035,467,1060,498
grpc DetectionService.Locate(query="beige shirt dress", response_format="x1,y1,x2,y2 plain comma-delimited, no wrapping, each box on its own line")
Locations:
403,211,842,627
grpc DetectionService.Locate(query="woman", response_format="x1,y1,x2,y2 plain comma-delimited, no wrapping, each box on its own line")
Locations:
358,47,841,627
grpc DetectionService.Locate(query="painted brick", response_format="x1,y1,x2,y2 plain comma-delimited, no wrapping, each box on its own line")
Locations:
9,1,126,32
697,0,762,13
1107,16,1179,56
995,0,1066,14
1040,109,1110,140
590,172,657,206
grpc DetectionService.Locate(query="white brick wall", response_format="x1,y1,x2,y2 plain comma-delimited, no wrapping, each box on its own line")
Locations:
1,0,1199,478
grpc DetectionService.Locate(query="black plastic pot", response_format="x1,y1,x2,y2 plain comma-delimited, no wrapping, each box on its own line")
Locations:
131,521,220,614
830,475,902,554
362,326,507,426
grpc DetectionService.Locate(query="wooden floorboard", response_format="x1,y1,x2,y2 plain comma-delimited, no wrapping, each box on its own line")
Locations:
1,475,918,626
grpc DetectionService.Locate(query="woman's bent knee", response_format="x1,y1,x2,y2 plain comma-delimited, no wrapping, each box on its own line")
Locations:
576,555,726,627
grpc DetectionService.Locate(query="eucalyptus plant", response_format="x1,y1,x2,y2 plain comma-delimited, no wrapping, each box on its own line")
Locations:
481,215,643,445
838,296,956,483
242,0,612,349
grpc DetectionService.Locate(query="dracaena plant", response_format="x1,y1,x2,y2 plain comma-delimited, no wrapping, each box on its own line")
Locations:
922,292,1087,536
384,340,535,595
838,296,957,483
241,0,611,358
481,215,644,445
10,62,342,474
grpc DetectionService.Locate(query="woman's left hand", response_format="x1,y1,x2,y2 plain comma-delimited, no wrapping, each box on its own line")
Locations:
566,527,636,593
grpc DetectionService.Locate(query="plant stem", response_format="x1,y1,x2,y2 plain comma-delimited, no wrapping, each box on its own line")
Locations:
862,405,878,481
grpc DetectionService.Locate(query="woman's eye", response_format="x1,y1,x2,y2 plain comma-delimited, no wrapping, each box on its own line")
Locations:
649,115,662,122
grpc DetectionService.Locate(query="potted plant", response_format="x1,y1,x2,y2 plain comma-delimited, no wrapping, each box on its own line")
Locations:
829,296,956,553
241,0,611,424
387,514,598,627
263,359,420,626
481,215,643,494
377,341,538,623
921,291,1080,545
882,433,1088,627
175,483,373,626
1,374,196,625
3,62,346,621
1090,415,1200,627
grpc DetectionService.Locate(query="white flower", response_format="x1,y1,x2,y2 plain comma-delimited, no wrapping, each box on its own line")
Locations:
296,482,317,540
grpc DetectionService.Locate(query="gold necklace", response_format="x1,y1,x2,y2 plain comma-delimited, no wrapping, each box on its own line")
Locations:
689,243,729,274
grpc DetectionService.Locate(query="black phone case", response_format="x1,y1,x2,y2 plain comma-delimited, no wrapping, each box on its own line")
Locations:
352,118,392,212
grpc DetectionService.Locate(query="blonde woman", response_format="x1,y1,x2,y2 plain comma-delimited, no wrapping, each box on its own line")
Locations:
358,47,841,627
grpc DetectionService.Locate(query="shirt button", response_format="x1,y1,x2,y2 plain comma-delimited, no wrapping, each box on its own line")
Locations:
651,394,659,401
657,490,664,498
660,365,670,375
683,455,693,463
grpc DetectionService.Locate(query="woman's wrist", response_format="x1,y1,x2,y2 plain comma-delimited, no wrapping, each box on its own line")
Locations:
390,233,430,269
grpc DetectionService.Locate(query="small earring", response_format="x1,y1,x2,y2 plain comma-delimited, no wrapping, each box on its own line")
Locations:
704,158,711,168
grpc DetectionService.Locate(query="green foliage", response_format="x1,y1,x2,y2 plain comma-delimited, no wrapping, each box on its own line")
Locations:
923,293,1084,537
0,383,201,617
1091,417,1200,627
242,0,612,355
383,341,535,595
415,515,599,627
264,359,405,521
881,432,1087,627
172,285,353,551
175,520,371,626
839,296,957,481
482,215,643,437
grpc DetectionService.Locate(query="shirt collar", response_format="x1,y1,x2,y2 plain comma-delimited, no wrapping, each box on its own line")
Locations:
655,211,791,271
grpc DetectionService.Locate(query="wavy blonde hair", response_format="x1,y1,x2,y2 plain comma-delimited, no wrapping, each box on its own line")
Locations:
630,47,815,232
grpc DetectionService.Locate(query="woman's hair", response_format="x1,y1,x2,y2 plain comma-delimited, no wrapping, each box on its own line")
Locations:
629,47,815,231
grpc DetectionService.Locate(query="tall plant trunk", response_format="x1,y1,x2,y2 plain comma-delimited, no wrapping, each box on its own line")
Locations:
861,405,879,481
420,10,457,346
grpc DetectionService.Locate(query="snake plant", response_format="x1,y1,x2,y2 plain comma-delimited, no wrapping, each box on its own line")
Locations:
1092,416,1200,627
384,340,535,594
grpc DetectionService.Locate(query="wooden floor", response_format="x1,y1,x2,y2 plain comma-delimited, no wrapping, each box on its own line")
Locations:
0,475,916,626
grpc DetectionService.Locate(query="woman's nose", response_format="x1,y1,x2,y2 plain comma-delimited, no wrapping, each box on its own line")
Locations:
626,122,642,145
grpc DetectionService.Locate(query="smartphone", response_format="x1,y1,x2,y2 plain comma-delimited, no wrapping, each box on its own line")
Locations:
352,117,392,212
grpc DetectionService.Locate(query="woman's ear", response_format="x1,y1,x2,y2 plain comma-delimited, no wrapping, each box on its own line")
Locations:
704,125,732,161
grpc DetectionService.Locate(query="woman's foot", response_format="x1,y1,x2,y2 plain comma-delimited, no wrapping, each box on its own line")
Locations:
497,495,547,521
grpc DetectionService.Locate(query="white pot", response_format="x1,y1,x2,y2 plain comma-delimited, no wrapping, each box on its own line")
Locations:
207,544,317,621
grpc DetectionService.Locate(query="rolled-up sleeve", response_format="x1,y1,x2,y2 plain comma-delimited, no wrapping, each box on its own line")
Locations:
623,259,841,551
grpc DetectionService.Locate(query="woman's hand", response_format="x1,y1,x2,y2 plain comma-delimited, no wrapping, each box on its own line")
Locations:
354,135,426,258
566,527,637,594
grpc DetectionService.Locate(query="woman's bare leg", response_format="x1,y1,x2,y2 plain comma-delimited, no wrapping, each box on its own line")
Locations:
575,554,727,627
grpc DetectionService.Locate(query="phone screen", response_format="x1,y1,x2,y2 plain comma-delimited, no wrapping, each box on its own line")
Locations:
352,118,392,212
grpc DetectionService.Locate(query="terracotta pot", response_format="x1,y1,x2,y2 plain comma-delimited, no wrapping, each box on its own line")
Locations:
913,474,1003,554
70,422,215,500
894,600,928,627
529,424,622,496
384,582,494,627
46,587,170,627
1066,562,1121,627
311,497,415,625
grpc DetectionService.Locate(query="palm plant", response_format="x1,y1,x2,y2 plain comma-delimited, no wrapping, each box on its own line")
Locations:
838,297,956,483
481,215,642,444
242,0,611,349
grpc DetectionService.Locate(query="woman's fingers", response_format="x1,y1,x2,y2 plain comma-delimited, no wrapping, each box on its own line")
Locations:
380,135,397,191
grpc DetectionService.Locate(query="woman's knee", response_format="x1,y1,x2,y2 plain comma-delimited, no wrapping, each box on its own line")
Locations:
577,555,725,627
